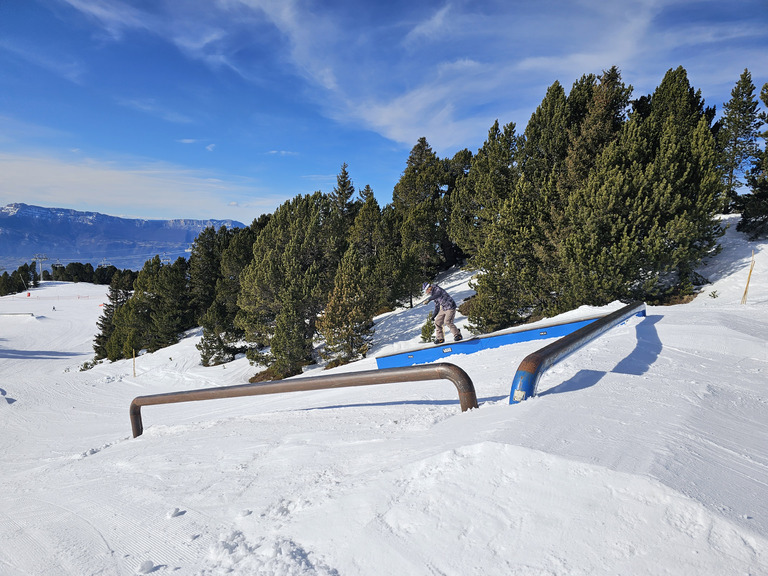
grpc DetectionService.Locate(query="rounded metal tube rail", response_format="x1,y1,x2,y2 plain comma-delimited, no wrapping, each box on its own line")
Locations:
130,363,478,437
509,301,647,404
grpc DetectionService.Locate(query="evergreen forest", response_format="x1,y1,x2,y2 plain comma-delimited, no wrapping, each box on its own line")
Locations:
76,66,768,379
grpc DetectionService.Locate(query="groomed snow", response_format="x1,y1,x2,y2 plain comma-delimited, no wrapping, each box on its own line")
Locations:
1,214,766,575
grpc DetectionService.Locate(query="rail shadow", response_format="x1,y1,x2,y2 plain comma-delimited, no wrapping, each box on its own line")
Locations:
539,315,663,397
300,393,509,412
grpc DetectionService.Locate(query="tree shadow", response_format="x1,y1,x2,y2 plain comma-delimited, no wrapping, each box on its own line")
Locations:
0,349,80,360
539,315,663,397
0,388,16,404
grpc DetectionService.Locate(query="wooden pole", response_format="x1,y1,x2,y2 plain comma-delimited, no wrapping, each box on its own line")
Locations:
741,250,755,305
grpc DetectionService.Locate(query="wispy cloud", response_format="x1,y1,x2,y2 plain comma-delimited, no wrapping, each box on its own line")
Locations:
403,2,452,46
60,0,152,40
118,98,194,124
0,116,72,145
0,39,86,83
52,0,768,154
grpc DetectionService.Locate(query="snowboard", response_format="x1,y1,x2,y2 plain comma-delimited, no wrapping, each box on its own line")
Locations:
422,334,478,349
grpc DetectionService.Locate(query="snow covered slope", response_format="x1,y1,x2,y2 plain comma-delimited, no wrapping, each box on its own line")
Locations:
0,214,766,575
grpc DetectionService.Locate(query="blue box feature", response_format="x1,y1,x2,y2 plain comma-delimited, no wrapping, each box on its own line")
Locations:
375,317,601,369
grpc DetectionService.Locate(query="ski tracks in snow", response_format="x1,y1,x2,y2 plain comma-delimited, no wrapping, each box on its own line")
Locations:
0,488,215,575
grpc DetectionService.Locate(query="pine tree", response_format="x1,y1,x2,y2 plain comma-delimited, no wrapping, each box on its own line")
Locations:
392,137,454,305
236,193,335,378
519,80,570,185
738,159,768,239
549,67,633,309
468,81,568,329
449,120,520,259
561,67,632,193
197,217,266,366
151,257,192,350
560,119,650,306
0,272,10,297
189,226,233,322
719,69,762,212
376,204,409,310
421,312,435,342
329,162,357,226
439,148,472,267
318,248,375,367
105,256,173,358
562,67,724,305
318,190,384,366
642,67,724,295
737,81,768,239
93,270,134,360
105,301,142,361
269,295,311,378
325,163,359,277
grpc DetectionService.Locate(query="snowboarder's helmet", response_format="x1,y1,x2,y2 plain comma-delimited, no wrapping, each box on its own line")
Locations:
422,282,431,292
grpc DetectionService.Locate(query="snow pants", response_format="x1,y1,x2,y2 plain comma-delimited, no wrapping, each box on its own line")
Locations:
434,307,460,340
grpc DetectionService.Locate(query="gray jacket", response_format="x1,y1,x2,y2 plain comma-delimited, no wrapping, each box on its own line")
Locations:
425,285,456,317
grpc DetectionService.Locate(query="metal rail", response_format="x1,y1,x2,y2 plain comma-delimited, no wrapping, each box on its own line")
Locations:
509,301,647,403
130,363,478,437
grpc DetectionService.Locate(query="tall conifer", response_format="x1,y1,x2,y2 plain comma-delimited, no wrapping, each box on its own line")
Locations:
236,193,335,378
393,138,451,305
468,81,568,329
449,120,520,259
189,226,232,322
719,69,762,211
198,218,266,365
737,82,768,239
318,190,384,366
93,270,134,360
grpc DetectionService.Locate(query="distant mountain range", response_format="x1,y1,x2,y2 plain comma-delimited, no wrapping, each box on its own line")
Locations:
0,203,245,272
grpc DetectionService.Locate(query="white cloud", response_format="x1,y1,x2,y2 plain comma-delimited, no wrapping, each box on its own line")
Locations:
50,0,768,155
404,3,453,46
60,0,152,40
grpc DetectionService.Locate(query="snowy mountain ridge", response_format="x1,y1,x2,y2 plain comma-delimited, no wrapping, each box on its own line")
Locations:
0,202,245,271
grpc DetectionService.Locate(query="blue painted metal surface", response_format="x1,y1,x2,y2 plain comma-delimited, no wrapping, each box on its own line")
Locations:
375,336,483,369
375,316,602,369
509,301,647,404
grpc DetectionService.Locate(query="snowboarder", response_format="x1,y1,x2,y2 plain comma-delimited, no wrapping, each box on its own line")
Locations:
422,282,462,344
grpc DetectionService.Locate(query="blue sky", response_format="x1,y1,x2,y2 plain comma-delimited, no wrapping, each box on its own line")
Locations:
1,0,766,223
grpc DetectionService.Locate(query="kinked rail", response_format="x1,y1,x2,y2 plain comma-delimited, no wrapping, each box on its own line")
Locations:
130,363,478,437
